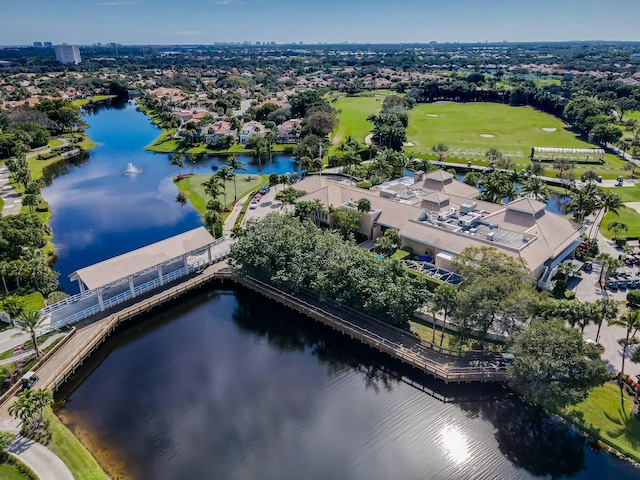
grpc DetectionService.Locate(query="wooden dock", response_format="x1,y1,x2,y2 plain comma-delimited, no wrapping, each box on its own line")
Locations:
0,262,507,416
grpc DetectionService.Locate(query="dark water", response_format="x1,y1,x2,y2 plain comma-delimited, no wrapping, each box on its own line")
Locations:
42,100,297,293
57,287,640,480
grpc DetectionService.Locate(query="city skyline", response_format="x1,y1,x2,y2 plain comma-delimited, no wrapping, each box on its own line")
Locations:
1,0,640,45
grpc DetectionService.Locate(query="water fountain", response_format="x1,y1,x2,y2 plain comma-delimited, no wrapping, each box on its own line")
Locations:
123,162,143,175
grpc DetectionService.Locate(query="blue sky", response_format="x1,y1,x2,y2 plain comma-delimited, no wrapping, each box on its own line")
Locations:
1,0,639,45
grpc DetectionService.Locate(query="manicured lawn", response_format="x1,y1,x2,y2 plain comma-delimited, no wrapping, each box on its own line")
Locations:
45,407,111,480
22,291,45,311
71,95,116,107
175,173,265,215
603,186,640,203
408,318,504,353
601,206,640,239
47,139,64,148
146,128,179,152
559,383,640,463
330,96,383,148
0,463,29,480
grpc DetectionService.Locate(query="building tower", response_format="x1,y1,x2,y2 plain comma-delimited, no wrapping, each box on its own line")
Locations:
54,44,82,65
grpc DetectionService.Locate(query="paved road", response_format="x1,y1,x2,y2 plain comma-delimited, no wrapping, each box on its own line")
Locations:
0,165,22,215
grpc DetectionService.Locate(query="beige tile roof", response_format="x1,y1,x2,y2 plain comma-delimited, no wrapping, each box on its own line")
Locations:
71,227,216,290
506,197,546,215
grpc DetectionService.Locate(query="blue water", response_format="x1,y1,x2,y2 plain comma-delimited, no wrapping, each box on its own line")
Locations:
43,101,297,293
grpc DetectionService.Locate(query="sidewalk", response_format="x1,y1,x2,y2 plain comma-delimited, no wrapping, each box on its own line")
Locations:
0,333,67,366
9,436,74,480
0,165,22,215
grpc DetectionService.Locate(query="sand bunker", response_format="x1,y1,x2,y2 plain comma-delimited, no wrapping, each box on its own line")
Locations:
542,127,558,132
426,114,439,117
480,134,495,138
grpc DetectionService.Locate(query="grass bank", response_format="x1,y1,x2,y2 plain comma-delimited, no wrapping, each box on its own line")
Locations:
601,206,640,239
72,95,117,107
558,383,640,463
45,407,111,480
175,173,265,217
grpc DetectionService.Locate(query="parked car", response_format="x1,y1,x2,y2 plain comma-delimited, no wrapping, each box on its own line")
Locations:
21,371,38,390
259,185,271,195
254,193,262,202
249,201,259,210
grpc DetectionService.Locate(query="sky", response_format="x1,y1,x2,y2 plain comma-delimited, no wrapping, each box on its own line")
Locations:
1,0,639,45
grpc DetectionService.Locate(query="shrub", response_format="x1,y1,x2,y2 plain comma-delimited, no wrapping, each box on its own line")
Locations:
616,238,627,247
356,181,372,190
564,290,576,300
627,290,640,307
390,249,410,261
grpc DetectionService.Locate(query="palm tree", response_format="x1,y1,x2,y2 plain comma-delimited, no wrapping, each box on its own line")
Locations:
13,310,46,358
590,190,623,239
607,220,628,240
9,390,38,431
432,285,458,348
215,166,234,207
521,177,550,201
265,130,276,172
225,155,247,202
565,190,596,222
595,298,618,344
597,252,621,289
609,310,640,385
202,175,222,200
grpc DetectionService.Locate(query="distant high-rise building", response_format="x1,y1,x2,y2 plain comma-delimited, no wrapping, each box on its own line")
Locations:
33,42,43,48
44,42,53,48
54,44,82,64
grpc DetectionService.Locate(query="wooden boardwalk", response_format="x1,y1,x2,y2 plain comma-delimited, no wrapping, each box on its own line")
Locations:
0,262,508,417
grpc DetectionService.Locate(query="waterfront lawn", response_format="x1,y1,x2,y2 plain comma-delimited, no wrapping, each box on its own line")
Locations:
72,95,116,107
45,407,110,480
601,206,640,239
408,319,505,353
559,383,640,463
175,173,265,215
146,128,178,153
331,96,382,148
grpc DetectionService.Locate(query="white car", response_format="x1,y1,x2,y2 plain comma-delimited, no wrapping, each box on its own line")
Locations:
249,201,259,210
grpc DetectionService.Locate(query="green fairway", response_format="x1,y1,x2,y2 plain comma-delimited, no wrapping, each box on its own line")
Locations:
331,96,383,148
560,383,640,463
404,102,629,179
406,103,597,158
601,206,640,239
175,173,265,215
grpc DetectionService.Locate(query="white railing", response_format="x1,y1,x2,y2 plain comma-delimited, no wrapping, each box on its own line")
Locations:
41,290,97,314
47,250,231,328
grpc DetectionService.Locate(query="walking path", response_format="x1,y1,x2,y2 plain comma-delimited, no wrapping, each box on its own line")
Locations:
0,165,22,215
0,333,67,366
9,436,74,480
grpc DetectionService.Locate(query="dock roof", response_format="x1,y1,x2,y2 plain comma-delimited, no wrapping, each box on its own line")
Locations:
70,227,215,291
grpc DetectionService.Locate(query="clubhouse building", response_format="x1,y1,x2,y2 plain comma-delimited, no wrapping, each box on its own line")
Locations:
294,170,583,288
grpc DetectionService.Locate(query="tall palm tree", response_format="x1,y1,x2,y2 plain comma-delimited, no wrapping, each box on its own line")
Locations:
202,175,222,200
14,310,46,358
265,130,276,172
565,190,596,222
225,155,247,202
215,166,234,207
432,285,458,348
590,190,623,239
521,177,550,201
610,310,640,385
595,298,618,344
